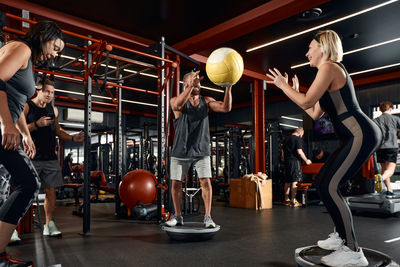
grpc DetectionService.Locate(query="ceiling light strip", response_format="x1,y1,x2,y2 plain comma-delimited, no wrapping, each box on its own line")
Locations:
279,123,299,129
54,89,157,107
178,81,224,93
281,116,303,121
291,37,400,69
247,0,398,52
349,62,400,76
121,99,157,107
344,37,400,56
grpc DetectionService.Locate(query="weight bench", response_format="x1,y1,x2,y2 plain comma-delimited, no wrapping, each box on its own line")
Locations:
296,182,319,207
63,183,83,206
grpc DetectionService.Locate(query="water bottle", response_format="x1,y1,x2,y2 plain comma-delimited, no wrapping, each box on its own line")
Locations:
374,174,383,193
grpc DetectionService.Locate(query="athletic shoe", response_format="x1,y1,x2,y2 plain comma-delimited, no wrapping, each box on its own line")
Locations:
320,246,368,267
386,191,395,199
0,251,33,266
43,221,62,237
283,199,291,206
8,230,21,245
289,199,302,207
317,232,344,250
164,215,184,227
204,215,216,228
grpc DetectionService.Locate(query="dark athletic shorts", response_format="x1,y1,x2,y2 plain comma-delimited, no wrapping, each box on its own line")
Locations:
284,159,302,183
376,148,398,163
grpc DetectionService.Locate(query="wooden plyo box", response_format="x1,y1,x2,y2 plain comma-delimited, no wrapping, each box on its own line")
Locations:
229,178,272,210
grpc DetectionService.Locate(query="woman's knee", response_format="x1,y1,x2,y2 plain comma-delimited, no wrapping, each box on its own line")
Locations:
21,174,40,196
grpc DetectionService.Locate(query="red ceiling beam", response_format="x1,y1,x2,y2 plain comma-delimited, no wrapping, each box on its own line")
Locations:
0,0,155,48
173,0,330,55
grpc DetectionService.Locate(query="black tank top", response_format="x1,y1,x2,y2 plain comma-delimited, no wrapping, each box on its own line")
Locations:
4,58,36,124
171,96,211,158
319,62,381,140
26,100,57,160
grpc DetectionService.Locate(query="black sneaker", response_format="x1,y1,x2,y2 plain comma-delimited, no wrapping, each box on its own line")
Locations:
0,252,33,266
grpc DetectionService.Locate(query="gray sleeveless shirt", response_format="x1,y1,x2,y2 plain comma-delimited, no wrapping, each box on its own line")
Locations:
171,96,211,158
6,59,36,123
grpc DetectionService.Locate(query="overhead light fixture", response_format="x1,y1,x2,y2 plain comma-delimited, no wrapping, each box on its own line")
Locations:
279,123,299,129
122,99,158,106
60,55,76,60
291,37,400,69
54,88,158,107
349,62,400,76
37,71,83,82
281,116,303,121
178,81,225,93
247,0,398,52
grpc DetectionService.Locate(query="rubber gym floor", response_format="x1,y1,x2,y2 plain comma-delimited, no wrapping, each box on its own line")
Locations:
12,201,400,267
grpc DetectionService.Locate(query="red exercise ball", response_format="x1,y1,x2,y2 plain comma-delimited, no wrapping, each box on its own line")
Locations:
119,169,157,208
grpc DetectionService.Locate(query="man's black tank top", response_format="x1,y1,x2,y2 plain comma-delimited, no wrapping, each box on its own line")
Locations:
26,100,57,161
171,96,210,158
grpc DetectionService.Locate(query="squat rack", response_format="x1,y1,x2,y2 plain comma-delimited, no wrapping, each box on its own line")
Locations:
1,9,199,235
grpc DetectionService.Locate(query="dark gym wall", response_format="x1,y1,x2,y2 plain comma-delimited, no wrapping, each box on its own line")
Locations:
356,80,400,108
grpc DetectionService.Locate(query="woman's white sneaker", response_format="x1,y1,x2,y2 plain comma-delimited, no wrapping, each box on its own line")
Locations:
317,232,344,250
321,246,368,267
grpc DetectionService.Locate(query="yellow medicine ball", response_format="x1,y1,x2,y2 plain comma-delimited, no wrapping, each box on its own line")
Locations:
206,47,244,87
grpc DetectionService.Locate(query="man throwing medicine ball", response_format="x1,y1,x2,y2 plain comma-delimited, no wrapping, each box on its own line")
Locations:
165,71,232,228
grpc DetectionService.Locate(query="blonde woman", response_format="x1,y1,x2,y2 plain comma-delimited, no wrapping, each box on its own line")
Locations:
266,30,381,266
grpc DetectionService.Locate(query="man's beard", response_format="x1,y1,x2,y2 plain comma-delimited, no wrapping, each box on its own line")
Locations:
192,86,200,95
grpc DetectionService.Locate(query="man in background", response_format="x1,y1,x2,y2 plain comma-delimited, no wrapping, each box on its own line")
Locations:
282,127,312,207
24,79,84,237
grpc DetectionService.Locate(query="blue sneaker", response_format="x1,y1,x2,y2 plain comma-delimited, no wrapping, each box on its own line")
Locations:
386,191,395,199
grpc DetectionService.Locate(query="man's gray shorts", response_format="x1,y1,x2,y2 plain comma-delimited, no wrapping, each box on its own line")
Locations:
32,160,63,188
170,156,212,181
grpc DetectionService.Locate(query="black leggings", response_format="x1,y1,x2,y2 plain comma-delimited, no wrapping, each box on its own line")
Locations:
315,115,381,251
0,143,40,225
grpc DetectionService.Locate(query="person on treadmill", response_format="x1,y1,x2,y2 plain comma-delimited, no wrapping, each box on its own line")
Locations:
374,101,400,198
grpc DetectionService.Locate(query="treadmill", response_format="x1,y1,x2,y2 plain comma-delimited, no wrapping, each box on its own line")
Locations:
347,190,400,216
347,150,400,216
